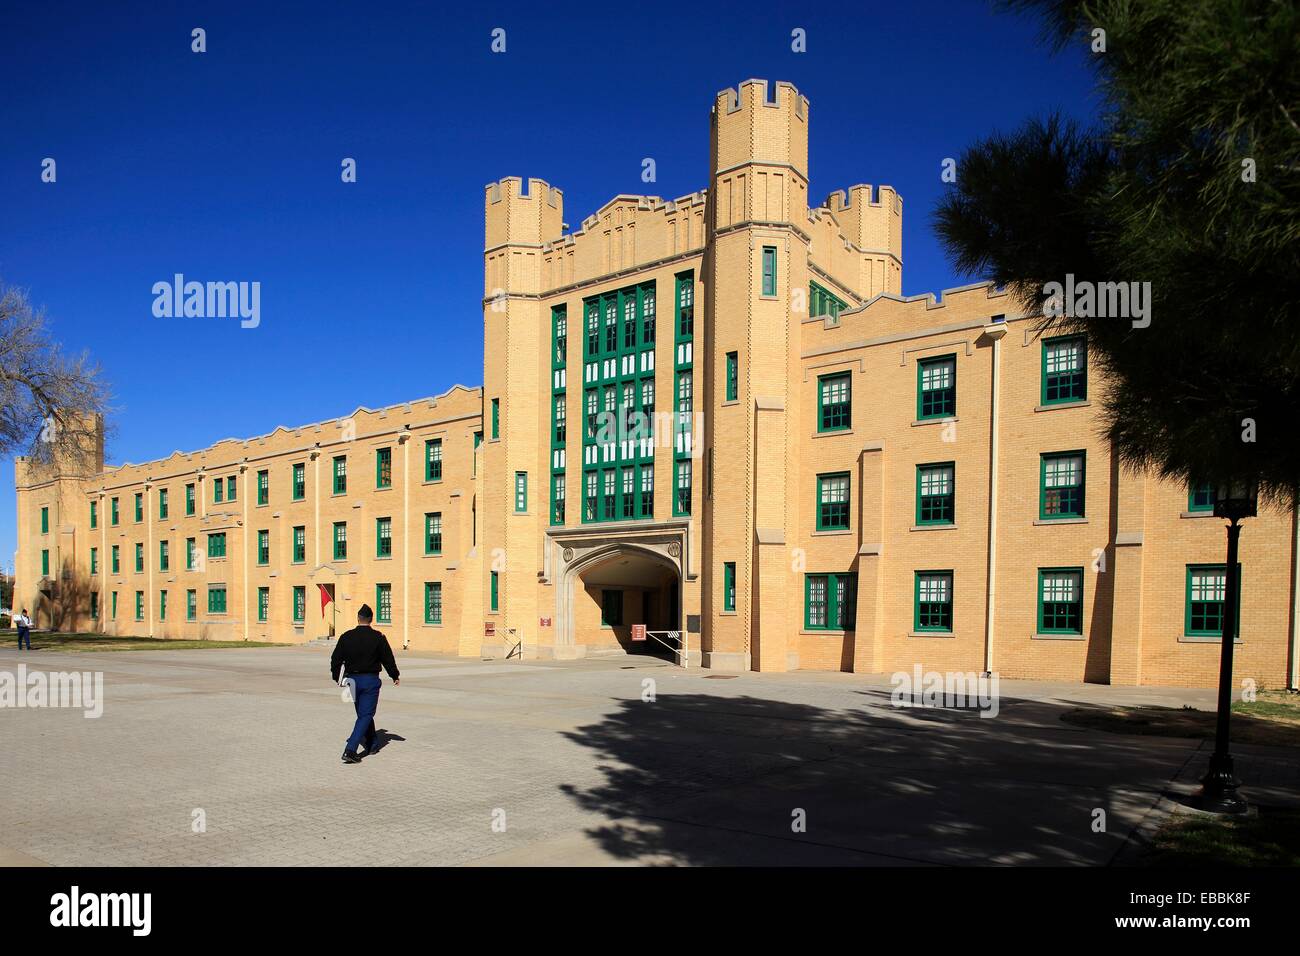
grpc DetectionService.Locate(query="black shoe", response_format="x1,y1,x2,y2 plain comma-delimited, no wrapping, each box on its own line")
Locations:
341,751,362,764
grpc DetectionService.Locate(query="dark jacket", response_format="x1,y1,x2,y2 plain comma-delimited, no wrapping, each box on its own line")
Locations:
330,625,400,683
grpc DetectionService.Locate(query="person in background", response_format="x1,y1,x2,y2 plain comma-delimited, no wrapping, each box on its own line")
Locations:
329,603,400,764
15,609,31,650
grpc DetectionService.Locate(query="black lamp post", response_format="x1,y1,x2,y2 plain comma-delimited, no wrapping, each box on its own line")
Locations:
1195,477,1258,815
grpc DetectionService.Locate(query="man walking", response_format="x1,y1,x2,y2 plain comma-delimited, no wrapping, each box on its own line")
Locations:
15,609,31,650
329,603,399,764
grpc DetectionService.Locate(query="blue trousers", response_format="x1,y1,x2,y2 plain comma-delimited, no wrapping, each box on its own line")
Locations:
17,627,30,650
345,674,381,754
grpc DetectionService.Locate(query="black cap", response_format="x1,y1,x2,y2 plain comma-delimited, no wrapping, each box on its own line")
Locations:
358,603,373,617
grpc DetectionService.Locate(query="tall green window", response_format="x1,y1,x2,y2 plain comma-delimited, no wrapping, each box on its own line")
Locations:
816,472,851,531
134,543,144,573
332,456,347,494
158,488,169,519
333,522,347,560
425,439,442,481
1186,564,1241,638
292,463,305,500
723,562,736,613
41,549,49,576
818,372,851,432
491,398,499,440
90,500,98,529
226,475,237,501
186,537,196,570
601,589,623,626
293,526,306,563
90,592,99,619
376,517,392,557
674,460,692,517
1038,568,1084,634
376,447,392,489
257,469,269,505
725,352,738,402
551,473,566,526
293,586,305,623
186,589,196,621
111,544,120,574
1042,335,1087,405
134,493,143,522
213,479,224,503
1040,451,1086,519
917,355,956,419
111,591,118,619
257,530,269,565
490,571,499,612
424,512,442,555
111,497,119,525
90,547,98,575
185,484,195,515
515,472,528,513
159,539,170,572
914,571,953,633
207,532,226,558
159,590,167,621
376,584,392,624
424,582,442,624
916,463,955,525
40,506,49,534
805,572,857,630
810,280,848,320
257,587,269,622
1188,481,1215,512
760,246,777,296
135,591,144,620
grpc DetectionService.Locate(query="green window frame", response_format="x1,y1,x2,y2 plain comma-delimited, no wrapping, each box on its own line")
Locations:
553,306,568,368
917,355,956,420
425,582,443,624
551,473,566,526
809,280,848,320
90,547,98,575
257,469,269,505
376,447,392,489
134,493,143,522
111,544,120,574
111,591,118,619
760,246,777,297
816,472,851,531
1188,481,1215,512
1040,451,1086,519
186,589,196,621
257,530,269,566
425,439,442,482
41,549,49,576
916,463,955,525
490,571,499,612
515,472,527,513
226,475,237,501
332,521,347,560
159,539,170,572
1038,567,1084,634
90,500,98,529
185,484,195,515
376,517,392,558
1186,564,1241,638
804,572,857,630
376,584,392,624
1041,335,1087,405
213,479,223,503
293,586,305,623
257,587,269,622
601,589,623,627
111,497,119,525
674,460,692,517
207,532,226,558
186,537,196,570
159,590,167,621
818,372,851,432
90,591,99,619
292,463,305,501
725,352,738,402
723,562,736,613
41,506,49,533
332,456,347,495
424,512,442,555
293,526,306,563
491,398,499,440
158,488,169,519
914,571,953,633
135,591,144,620
134,543,144,573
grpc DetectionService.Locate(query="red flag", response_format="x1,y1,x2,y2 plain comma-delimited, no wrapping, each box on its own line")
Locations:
319,584,333,615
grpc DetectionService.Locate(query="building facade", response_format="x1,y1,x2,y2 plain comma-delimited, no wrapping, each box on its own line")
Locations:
14,79,1300,688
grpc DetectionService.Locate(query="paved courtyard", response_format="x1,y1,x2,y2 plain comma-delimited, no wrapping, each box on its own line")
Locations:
1,642,1297,866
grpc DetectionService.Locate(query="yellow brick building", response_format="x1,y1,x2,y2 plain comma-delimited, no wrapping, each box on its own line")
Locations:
14,79,1300,689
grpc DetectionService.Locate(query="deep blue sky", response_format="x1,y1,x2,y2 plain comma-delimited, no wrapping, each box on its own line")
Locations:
0,0,1098,566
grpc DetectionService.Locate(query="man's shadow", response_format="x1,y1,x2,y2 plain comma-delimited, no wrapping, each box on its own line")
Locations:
363,729,406,758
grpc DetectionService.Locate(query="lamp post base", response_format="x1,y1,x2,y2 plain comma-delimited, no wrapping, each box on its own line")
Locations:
1195,754,1249,815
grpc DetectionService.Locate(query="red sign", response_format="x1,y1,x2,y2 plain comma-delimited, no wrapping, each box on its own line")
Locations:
485,621,496,638
631,624,646,642
539,617,552,628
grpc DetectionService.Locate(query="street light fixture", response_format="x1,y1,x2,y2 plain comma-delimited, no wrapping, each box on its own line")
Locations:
1195,477,1258,814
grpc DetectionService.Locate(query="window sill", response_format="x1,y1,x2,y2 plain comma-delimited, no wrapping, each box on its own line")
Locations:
721,399,739,408
909,630,955,638
421,622,444,629
1179,635,1243,644
811,529,852,536
812,428,853,439
911,417,958,427
719,610,738,617
423,479,443,486
1033,517,1087,525
1180,511,1216,519
1033,632,1084,641
910,524,957,532
423,552,444,558
375,556,393,561
800,629,851,636
1034,400,1091,413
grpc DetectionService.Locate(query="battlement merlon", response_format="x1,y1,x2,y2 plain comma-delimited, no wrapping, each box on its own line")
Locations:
821,184,903,259
711,79,809,180
484,177,565,251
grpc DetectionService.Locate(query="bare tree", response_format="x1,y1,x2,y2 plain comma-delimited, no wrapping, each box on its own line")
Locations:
0,282,111,471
